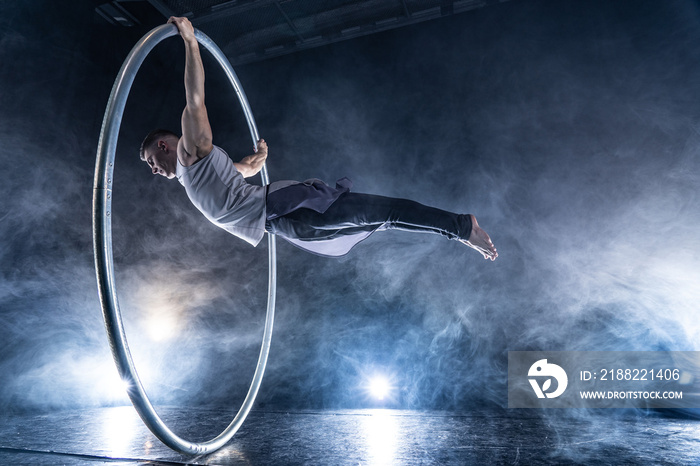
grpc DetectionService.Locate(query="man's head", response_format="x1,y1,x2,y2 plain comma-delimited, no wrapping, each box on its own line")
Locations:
140,129,179,178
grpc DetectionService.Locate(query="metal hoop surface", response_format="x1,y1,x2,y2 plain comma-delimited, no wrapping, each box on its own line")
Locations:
92,24,276,455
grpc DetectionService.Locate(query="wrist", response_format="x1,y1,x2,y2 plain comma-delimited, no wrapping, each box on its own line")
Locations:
183,36,199,48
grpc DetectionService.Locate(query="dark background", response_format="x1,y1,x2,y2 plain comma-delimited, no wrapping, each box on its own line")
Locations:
1,0,699,414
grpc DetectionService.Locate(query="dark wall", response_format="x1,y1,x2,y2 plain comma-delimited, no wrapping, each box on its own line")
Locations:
1,0,699,413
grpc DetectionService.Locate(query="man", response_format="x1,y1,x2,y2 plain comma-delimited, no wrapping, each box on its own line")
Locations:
140,17,498,260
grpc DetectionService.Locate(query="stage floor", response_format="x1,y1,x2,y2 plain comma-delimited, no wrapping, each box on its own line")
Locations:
1,407,699,465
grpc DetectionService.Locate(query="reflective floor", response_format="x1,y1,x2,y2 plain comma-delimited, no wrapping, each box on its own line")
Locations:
1,407,699,465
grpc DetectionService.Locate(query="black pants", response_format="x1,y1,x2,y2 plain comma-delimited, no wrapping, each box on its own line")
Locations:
266,192,472,243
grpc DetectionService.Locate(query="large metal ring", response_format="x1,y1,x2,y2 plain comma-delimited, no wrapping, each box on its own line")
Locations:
92,23,276,455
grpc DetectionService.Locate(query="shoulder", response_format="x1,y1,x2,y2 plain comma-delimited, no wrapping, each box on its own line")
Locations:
177,138,215,167
177,145,232,177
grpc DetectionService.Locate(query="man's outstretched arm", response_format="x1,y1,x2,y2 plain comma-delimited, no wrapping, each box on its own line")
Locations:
169,16,213,166
234,139,268,178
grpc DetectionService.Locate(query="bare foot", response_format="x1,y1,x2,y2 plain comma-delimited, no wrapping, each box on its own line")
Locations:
460,214,498,261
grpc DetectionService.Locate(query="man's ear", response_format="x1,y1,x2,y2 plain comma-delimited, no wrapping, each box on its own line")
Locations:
158,140,167,151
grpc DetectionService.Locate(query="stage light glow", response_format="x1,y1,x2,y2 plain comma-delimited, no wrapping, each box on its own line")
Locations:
116,378,131,397
146,312,178,342
362,409,399,465
95,364,131,403
101,406,141,455
369,375,391,400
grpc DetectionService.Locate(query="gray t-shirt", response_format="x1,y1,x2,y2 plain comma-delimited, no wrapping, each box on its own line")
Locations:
176,145,267,246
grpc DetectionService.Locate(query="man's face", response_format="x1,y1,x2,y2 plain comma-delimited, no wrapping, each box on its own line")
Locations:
144,140,177,179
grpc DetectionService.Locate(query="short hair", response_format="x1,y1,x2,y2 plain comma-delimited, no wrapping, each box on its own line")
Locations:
139,129,178,160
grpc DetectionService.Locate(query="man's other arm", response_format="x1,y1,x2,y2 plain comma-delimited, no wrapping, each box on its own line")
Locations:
234,139,268,178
